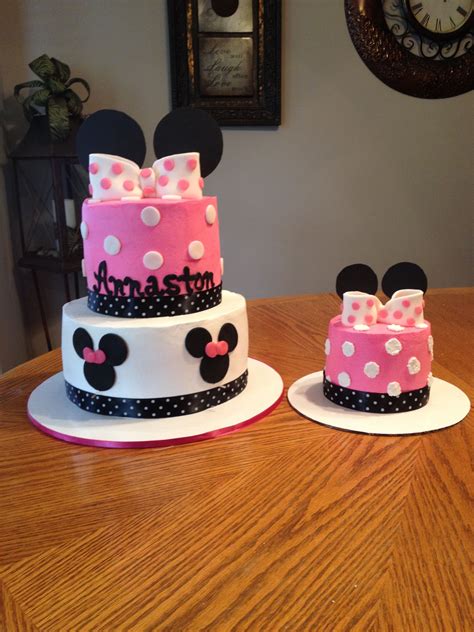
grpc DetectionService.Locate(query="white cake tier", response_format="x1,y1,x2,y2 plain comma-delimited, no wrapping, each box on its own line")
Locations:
62,291,248,400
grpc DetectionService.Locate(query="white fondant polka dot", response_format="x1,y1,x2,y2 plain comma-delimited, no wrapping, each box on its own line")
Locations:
387,381,401,397
364,361,380,378
220,257,224,276
407,356,421,375
81,258,86,277
141,206,161,227
342,341,355,357
427,372,433,387
324,338,331,355
387,324,405,332
385,337,402,356
205,204,217,225
338,372,351,388
428,335,434,358
80,221,88,239
188,240,205,260
163,194,181,200
354,324,369,331
103,235,121,255
143,250,164,270
415,322,428,329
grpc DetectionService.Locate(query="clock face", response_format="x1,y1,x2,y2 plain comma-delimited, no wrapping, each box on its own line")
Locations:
406,0,473,35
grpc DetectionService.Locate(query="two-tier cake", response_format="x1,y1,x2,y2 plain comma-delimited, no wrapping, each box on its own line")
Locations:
62,108,250,419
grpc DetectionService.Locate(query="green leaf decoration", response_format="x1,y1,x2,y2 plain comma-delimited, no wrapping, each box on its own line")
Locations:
66,78,90,103
29,54,56,80
13,54,91,141
14,80,44,100
64,89,83,117
47,96,70,141
29,88,50,108
51,57,70,83
46,77,66,95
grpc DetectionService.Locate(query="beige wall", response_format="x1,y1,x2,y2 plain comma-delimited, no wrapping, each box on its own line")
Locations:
1,0,472,362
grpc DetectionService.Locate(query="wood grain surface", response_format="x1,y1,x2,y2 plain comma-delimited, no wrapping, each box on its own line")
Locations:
0,289,472,631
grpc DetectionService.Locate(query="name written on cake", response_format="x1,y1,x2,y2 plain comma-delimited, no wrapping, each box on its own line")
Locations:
92,260,215,298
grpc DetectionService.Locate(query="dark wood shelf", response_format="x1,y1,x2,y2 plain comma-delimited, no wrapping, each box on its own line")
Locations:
19,253,82,274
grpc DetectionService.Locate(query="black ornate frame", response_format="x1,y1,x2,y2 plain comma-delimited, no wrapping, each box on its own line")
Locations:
344,0,473,99
167,0,281,125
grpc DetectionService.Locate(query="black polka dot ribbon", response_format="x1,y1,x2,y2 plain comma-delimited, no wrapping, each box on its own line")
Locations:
87,284,222,318
65,370,248,419
323,372,430,414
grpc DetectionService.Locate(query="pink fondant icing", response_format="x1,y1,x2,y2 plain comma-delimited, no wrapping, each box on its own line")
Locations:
100,178,111,190
394,310,403,319
324,316,432,393
367,298,374,308
123,180,134,191
112,162,123,175
164,159,175,171
379,309,388,319
178,179,189,191
143,186,155,196
199,177,204,189
89,163,99,175
187,158,197,171
82,196,221,295
141,168,152,178
402,299,411,308
158,175,169,186
352,302,360,310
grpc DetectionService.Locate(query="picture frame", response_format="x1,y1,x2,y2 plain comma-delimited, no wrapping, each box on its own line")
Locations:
167,0,281,126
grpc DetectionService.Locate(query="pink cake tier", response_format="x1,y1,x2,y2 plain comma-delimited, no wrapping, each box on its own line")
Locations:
81,196,222,318
324,316,433,395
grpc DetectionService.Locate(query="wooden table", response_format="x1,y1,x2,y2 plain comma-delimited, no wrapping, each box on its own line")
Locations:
1,289,472,631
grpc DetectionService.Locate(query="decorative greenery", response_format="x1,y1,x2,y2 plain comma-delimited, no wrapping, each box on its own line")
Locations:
14,54,90,141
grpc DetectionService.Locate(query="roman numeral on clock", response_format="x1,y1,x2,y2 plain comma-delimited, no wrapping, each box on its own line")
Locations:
435,17,442,31
421,12,430,27
411,2,423,15
457,6,468,17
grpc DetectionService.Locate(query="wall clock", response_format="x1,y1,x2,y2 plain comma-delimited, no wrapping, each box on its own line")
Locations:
345,0,473,98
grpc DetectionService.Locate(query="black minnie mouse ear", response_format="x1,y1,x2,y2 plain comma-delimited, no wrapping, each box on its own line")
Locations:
335,264,378,299
185,328,212,358
382,262,428,297
98,334,128,366
73,328,93,358
153,108,223,177
76,110,146,170
218,323,238,352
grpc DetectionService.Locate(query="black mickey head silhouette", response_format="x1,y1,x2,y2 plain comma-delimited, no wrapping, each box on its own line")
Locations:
73,328,128,391
185,323,238,384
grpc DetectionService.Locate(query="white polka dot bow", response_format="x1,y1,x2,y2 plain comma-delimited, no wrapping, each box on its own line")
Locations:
88,152,204,202
341,289,425,328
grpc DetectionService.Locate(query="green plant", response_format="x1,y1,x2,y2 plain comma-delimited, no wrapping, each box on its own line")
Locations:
14,54,90,141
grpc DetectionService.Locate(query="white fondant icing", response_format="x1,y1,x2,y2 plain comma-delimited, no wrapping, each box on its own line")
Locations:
385,338,402,356
188,240,205,260
143,251,164,270
387,324,405,332
324,339,331,355
162,194,182,200
427,372,434,387
153,152,202,200
387,381,401,397
81,259,86,277
416,322,429,329
364,362,380,378
61,291,248,399
428,335,434,358
353,324,369,331
342,341,355,357
338,372,351,387
80,221,88,239
205,204,217,225
89,153,141,202
407,356,421,375
103,235,121,256
341,291,381,327
141,206,161,227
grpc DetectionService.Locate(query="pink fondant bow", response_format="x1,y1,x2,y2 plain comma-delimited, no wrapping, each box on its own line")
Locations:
83,347,106,364
205,340,229,358
341,289,425,327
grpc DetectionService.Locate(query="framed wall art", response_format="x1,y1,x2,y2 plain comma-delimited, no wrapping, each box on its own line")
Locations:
167,0,281,125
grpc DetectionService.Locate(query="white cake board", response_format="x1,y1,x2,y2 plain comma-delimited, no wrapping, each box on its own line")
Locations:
288,371,470,436
27,359,283,448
